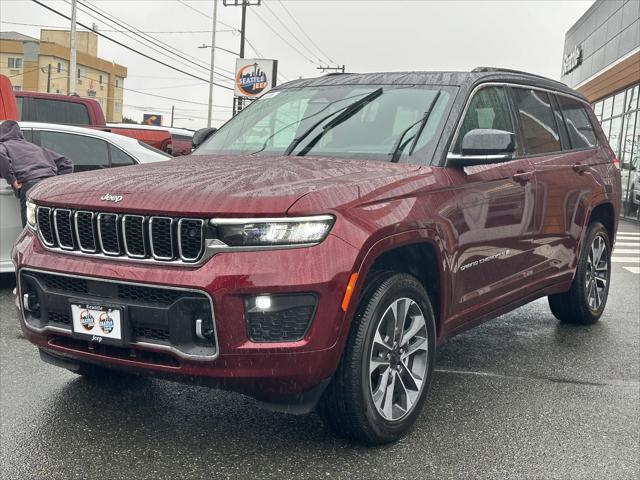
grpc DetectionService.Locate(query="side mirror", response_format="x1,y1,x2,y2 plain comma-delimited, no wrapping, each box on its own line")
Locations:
448,129,516,166
192,127,217,149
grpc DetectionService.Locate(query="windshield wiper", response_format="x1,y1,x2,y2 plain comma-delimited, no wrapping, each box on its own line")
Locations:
389,91,441,163
284,87,383,156
248,90,383,156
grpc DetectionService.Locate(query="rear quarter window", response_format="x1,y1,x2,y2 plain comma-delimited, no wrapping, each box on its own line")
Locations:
28,98,91,125
557,96,597,149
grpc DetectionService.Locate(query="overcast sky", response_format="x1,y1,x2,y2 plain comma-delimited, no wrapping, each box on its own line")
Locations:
1,0,593,129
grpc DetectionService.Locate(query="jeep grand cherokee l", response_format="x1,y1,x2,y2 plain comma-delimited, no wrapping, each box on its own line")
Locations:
13,68,620,444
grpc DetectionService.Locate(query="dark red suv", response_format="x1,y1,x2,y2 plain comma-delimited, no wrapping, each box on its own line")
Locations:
13,68,620,444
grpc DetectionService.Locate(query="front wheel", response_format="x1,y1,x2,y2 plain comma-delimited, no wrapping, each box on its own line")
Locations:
548,221,612,325
318,273,436,444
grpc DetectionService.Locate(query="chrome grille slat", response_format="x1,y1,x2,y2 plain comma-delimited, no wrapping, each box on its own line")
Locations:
53,209,74,250
122,215,147,258
74,211,97,253
34,208,204,264
97,213,121,256
178,218,205,262
149,217,174,260
36,207,55,247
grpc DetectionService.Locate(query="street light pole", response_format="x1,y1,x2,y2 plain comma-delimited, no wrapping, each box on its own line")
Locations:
69,0,78,95
207,0,218,128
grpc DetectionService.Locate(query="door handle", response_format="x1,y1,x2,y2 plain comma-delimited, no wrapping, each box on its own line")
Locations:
573,162,588,174
512,171,532,184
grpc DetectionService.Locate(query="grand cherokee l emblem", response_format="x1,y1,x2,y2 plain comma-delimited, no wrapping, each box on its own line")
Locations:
100,193,123,203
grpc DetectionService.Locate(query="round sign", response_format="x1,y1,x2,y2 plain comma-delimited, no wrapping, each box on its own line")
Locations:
236,63,269,97
80,310,95,331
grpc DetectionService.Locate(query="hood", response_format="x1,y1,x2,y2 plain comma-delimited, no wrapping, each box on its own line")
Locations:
29,155,421,216
0,120,24,141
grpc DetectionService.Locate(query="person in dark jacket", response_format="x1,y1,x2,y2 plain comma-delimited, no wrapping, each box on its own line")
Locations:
0,121,73,226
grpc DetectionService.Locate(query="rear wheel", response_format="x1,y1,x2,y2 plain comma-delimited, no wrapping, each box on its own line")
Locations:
548,221,611,325
318,273,436,444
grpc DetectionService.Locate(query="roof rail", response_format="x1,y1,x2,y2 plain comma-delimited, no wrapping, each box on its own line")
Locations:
472,66,558,82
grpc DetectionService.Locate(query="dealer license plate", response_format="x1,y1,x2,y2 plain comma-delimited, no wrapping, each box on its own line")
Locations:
71,304,123,344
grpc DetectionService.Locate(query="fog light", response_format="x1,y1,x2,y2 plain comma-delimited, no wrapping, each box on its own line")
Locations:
245,293,317,342
255,295,272,310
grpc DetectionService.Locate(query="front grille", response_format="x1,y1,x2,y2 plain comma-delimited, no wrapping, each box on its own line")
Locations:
35,207,204,263
48,311,71,326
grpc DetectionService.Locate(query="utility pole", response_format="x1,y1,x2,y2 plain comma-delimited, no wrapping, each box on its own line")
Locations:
207,0,218,127
69,0,78,95
317,65,346,74
223,0,261,59
171,105,175,128
46,64,51,93
223,1,261,116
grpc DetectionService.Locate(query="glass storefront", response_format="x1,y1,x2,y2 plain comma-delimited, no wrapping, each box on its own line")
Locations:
593,83,640,220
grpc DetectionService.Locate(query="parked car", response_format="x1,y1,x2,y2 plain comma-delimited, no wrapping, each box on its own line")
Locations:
0,75,18,120
1,122,170,272
105,125,172,154
15,91,106,126
13,69,620,444
107,124,194,156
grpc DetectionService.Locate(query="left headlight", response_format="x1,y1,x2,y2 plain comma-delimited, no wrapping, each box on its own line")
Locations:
26,199,37,230
211,215,334,247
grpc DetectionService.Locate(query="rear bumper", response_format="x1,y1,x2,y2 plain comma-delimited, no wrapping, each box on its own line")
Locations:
13,229,359,399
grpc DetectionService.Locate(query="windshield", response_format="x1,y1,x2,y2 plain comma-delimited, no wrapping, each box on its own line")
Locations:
195,85,454,163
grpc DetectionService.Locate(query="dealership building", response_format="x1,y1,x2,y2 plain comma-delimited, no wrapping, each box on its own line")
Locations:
561,0,640,220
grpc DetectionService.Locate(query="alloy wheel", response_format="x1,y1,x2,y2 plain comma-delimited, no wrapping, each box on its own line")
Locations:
585,235,609,311
368,297,428,421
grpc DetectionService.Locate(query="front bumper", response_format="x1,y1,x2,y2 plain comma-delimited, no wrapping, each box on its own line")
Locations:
13,229,359,399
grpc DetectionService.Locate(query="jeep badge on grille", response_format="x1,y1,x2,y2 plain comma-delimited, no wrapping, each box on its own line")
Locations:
100,193,123,203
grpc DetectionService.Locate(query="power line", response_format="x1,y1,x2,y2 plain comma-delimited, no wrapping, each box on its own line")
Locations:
176,0,239,32
31,0,233,90
276,0,335,64
251,8,317,65
71,0,236,82
262,0,323,64
0,20,235,33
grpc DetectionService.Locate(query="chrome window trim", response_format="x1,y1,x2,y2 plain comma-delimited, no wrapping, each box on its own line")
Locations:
122,214,147,259
177,218,205,262
97,212,121,256
73,211,97,253
36,206,55,247
53,208,75,250
149,216,174,261
17,267,219,361
447,81,595,161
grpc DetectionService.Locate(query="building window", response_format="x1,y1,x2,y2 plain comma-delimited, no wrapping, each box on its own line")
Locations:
8,58,22,69
57,62,62,73
13,85,21,91
115,79,120,88
77,68,81,79
99,74,103,85
596,83,640,220
115,102,122,113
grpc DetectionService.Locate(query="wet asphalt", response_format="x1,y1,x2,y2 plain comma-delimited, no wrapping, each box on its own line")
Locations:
1,221,638,480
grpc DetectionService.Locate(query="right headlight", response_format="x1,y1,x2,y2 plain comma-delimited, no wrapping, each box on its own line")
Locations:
26,199,37,230
211,215,334,247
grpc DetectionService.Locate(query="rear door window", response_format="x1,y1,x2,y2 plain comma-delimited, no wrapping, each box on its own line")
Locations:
557,96,597,149
454,86,514,153
28,99,91,125
39,131,109,172
513,88,561,155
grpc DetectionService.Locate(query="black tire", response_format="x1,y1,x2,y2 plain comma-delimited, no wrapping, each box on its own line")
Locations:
548,221,611,325
318,272,436,444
